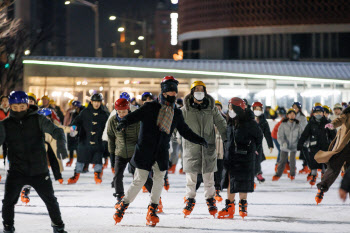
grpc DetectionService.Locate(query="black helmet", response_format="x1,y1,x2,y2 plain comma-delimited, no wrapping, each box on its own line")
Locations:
91,93,103,102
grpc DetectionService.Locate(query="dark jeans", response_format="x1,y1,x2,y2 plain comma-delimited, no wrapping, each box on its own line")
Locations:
47,144,62,180
272,138,281,162
113,156,153,195
2,171,63,227
196,159,224,191
317,144,350,192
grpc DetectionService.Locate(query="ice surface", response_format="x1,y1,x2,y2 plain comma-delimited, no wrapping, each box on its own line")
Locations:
0,159,349,233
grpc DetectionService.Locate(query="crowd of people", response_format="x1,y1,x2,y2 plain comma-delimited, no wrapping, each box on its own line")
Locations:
0,77,350,231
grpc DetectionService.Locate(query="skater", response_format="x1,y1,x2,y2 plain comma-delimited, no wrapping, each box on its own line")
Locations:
292,102,310,174
181,81,227,218
323,105,331,120
114,76,207,227
40,95,61,124
273,108,303,181
314,106,350,204
67,93,109,184
218,97,262,219
27,93,38,105
297,106,336,186
0,95,10,120
330,103,342,121
339,168,350,201
141,92,154,105
271,108,287,171
252,102,274,184
0,91,67,233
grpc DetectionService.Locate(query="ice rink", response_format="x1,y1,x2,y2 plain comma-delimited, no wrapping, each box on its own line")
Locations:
0,159,349,233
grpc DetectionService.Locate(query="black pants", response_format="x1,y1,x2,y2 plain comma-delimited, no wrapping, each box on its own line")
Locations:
300,147,310,167
113,156,153,195
255,147,263,175
196,159,224,191
47,144,62,180
2,171,63,227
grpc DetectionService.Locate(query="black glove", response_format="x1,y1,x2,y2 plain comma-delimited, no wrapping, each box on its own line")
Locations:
116,121,127,132
200,138,208,148
56,140,68,160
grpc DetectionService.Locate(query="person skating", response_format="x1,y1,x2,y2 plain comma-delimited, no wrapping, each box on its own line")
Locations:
252,102,274,183
292,102,310,174
141,92,154,105
273,108,303,181
330,103,342,121
271,107,288,172
313,106,350,204
181,81,227,218
217,97,263,220
67,93,109,184
339,168,350,202
27,93,38,106
114,76,207,227
297,106,336,186
0,91,68,233
0,95,10,120
40,95,61,124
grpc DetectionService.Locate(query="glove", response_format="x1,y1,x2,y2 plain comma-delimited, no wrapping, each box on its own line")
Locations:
325,123,334,130
269,147,273,154
200,138,208,148
282,142,288,149
116,121,127,132
56,140,68,160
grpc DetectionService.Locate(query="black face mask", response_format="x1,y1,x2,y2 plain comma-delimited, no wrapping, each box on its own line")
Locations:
10,109,27,120
165,95,176,104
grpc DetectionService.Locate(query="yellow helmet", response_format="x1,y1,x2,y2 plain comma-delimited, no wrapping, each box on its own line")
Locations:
41,95,50,100
314,102,322,107
215,100,222,106
287,108,296,114
68,99,74,106
190,81,206,90
27,92,37,100
49,99,55,105
84,102,89,108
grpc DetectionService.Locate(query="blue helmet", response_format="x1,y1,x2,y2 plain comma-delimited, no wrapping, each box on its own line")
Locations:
141,92,153,101
120,92,130,102
38,108,52,116
9,91,28,105
72,100,82,107
292,102,302,110
313,106,324,113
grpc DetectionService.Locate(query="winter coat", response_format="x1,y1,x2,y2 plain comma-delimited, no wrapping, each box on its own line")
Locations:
256,114,274,148
0,106,10,120
54,106,65,123
66,106,84,151
222,115,263,193
181,94,227,174
340,168,350,192
102,109,116,141
70,103,109,161
271,118,284,139
119,100,204,172
296,112,308,130
315,112,350,163
107,114,140,159
277,119,303,152
0,105,66,176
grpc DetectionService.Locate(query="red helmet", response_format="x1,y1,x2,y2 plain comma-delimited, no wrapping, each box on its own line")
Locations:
252,102,263,108
114,98,130,110
229,97,246,110
162,76,178,83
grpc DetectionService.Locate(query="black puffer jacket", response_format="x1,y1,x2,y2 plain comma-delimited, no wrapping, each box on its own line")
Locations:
222,112,263,193
0,105,66,176
119,100,204,171
257,114,274,148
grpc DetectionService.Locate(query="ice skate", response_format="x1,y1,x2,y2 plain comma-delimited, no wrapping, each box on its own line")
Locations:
272,175,280,181
94,172,102,184
168,164,176,174
315,189,324,205
52,224,67,233
299,165,310,174
179,168,185,174
214,190,223,203
142,186,148,193
283,162,290,174
111,167,115,174
157,198,163,213
114,201,129,224
67,172,80,184
103,158,109,169
206,198,218,217
290,176,295,181
183,198,196,217
239,199,248,219
58,179,64,184
21,188,30,204
65,158,73,167
164,177,170,191
3,224,15,233
114,194,125,209
274,164,278,172
146,203,159,227
309,175,317,186
218,199,235,219
256,173,265,183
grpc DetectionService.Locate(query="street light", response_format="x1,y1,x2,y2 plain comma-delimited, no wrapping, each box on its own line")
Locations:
138,36,144,40
24,50,31,55
134,49,140,54
130,41,136,46
109,15,116,21
65,0,100,57
118,27,125,32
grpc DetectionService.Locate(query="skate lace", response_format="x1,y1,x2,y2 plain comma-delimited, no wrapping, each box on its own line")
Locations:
164,179,169,186
239,203,247,212
185,201,195,210
116,204,128,217
222,203,231,212
216,191,221,197
149,207,158,217
316,190,324,198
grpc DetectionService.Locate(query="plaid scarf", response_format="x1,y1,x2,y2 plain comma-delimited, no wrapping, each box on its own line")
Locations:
157,101,174,135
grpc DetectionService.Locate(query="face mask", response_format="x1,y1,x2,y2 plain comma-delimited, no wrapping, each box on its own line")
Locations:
315,115,323,120
254,110,262,117
10,109,27,119
165,95,176,104
193,92,205,101
228,110,236,119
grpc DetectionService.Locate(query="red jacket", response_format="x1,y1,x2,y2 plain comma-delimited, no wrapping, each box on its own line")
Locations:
271,117,284,139
0,108,10,120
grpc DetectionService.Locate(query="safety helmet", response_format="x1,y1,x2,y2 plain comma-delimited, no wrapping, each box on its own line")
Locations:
312,106,324,113
114,98,130,110
287,108,297,115
91,93,103,102
292,102,302,110
120,92,130,102
9,91,28,105
38,108,52,116
252,102,263,109
229,97,246,110
190,81,206,90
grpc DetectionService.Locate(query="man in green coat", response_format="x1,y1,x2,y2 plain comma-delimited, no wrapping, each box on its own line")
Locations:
181,81,227,217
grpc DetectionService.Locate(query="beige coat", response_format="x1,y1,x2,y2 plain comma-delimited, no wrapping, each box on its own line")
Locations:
315,113,350,163
45,123,71,172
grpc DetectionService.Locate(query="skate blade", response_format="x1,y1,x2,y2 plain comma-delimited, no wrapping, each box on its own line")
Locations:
146,221,157,227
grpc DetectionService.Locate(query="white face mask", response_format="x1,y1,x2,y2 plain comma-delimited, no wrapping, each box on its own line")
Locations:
193,92,205,101
228,110,236,118
254,110,262,117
